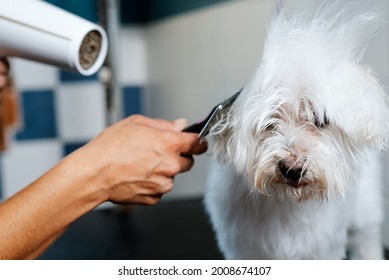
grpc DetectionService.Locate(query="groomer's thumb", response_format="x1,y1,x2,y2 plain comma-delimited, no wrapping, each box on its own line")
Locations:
173,118,188,131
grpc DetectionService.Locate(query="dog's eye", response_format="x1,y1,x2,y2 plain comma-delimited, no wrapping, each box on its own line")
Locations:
264,114,281,131
313,114,329,128
263,121,276,131
264,123,276,131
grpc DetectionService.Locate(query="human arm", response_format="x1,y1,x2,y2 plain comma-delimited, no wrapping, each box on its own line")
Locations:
0,114,206,259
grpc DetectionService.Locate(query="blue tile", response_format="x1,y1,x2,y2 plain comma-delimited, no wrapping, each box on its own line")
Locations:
46,0,230,25
63,142,88,157
120,0,229,24
122,86,143,117
16,90,57,140
120,0,149,23
148,0,229,22
59,70,98,83
44,0,99,23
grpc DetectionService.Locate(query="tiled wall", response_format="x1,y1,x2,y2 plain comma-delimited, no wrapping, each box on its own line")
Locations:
0,14,147,198
0,0,226,200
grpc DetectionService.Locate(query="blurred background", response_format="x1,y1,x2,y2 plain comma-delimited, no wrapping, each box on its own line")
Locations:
0,0,388,259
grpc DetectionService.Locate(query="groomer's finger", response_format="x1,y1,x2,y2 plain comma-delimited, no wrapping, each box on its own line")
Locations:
178,133,208,155
157,153,194,176
150,118,187,131
190,141,208,155
181,154,195,172
173,131,202,153
130,114,185,131
133,194,163,206
172,118,188,131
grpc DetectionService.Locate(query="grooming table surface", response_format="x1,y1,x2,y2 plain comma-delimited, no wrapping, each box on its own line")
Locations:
40,196,389,260
40,197,223,260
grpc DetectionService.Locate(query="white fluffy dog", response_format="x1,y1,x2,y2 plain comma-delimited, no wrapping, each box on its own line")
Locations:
205,3,389,259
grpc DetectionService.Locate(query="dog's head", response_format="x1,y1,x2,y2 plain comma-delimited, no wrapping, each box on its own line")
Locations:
210,6,389,202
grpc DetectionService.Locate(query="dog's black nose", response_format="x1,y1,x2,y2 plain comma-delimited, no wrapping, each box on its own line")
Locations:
279,161,304,180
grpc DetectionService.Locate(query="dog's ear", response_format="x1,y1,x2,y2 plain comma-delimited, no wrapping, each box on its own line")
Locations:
323,63,389,150
355,68,389,150
208,110,237,164
208,89,263,174
327,8,389,150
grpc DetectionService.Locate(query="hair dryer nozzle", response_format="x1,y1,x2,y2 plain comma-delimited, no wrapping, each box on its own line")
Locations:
0,0,108,76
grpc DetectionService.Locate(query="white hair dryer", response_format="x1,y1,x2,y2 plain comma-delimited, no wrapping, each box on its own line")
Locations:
0,0,108,76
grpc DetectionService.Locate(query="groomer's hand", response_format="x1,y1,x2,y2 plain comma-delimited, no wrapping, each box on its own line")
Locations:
75,114,207,205
0,114,206,259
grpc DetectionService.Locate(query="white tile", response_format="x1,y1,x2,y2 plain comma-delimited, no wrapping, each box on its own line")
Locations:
1,140,62,198
118,27,147,85
56,82,106,142
9,58,58,90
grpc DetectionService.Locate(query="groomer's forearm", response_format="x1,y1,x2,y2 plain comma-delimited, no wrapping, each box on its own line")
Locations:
0,150,108,259
23,232,64,260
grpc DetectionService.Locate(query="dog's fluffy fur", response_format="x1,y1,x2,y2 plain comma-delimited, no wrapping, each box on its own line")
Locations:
205,2,389,259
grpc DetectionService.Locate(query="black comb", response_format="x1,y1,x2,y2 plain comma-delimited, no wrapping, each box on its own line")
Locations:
183,89,242,139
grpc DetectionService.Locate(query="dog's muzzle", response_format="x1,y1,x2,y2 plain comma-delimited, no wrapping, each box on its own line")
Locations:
278,160,307,188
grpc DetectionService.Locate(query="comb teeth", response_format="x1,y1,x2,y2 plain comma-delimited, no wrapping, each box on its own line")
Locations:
182,88,242,139
221,89,242,107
